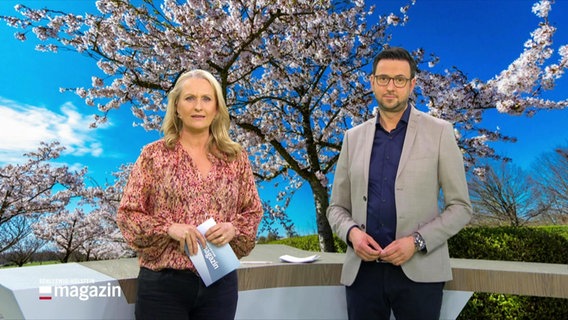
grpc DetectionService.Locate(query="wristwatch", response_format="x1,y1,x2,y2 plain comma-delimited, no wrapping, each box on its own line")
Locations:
412,232,426,252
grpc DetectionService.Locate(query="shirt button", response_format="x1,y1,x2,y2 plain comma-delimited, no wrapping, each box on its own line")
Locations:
363,196,367,201
360,224,366,230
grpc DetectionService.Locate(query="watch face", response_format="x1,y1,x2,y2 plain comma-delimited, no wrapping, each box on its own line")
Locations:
414,233,425,250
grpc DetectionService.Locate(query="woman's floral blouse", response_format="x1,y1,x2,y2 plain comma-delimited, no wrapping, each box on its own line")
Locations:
117,140,263,273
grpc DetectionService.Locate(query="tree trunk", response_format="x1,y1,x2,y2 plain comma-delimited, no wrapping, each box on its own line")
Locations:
61,249,71,263
309,179,336,252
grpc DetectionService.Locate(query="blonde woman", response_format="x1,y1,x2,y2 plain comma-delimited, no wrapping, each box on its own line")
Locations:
117,69,263,320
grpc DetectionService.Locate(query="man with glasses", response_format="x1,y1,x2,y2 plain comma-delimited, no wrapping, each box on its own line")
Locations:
327,47,472,320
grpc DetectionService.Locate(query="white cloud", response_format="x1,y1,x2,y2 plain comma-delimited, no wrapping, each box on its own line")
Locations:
0,97,107,164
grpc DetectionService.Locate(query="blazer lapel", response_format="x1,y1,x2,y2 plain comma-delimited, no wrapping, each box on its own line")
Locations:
362,117,378,186
396,107,420,179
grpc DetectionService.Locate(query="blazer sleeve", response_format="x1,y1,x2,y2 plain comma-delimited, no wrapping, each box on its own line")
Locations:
327,130,358,242
418,121,472,251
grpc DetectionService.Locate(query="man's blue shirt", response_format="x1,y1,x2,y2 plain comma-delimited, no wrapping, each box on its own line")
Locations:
366,106,410,248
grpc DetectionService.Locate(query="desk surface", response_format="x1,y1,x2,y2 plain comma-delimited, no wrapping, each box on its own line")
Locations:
77,244,568,301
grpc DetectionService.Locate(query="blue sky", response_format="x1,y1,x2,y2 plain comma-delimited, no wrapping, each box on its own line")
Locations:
1,0,567,235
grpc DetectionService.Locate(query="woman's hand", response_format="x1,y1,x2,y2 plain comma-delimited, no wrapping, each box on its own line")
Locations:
205,222,236,247
167,223,206,256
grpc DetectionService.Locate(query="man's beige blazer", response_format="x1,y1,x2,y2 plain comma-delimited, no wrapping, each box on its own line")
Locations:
327,106,472,286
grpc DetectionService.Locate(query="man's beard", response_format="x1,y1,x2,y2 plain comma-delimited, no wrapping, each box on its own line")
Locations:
378,96,408,113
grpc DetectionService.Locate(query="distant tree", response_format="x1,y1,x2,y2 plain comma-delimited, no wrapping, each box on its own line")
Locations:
0,215,32,254
257,231,281,244
532,145,568,224
0,141,86,253
468,162,550,226
3,233,46,267
2,0,567,250
75,208,135,261
30,250,60,264
258,200,297,239
33,208,107,263
79,164,136,259
78,235,130,261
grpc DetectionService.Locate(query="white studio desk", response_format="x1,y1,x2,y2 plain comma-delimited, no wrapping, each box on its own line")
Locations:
2,244,566,319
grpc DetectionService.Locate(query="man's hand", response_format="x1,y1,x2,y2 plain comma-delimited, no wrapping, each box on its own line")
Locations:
348,227,383,261
380,236,415,266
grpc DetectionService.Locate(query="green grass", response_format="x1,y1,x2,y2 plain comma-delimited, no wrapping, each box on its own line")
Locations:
1,260,60,269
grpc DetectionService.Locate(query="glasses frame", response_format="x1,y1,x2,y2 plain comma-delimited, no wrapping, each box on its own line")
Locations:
372,75,412,88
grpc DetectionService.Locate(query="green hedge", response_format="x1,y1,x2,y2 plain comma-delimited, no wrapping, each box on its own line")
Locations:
449,226,568,319
271,226,568,319
448,226,568,263
269,234,347,253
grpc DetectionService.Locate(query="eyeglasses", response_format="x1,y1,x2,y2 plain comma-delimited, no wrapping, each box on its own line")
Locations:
372,75,411,88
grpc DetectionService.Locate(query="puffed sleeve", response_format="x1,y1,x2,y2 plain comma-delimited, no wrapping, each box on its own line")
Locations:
229,150,263,258
116,145,172,259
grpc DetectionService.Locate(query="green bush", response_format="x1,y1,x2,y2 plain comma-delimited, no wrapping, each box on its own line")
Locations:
448,226,568,319
458,294,568,320
449,226,568,263
535,225,568,241
270,234,347,253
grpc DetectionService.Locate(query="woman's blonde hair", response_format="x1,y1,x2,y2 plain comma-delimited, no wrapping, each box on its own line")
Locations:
162,69,241,160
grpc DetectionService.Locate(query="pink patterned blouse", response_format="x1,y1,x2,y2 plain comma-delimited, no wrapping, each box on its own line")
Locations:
117,140,263,273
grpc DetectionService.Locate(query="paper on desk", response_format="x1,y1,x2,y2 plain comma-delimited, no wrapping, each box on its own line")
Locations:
279,254,320,263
